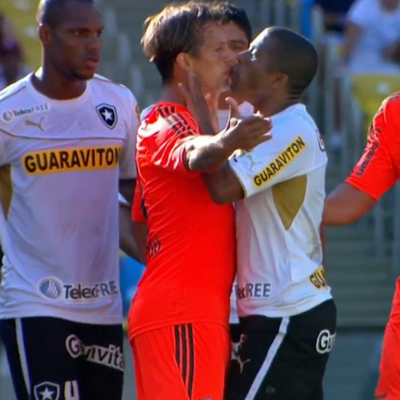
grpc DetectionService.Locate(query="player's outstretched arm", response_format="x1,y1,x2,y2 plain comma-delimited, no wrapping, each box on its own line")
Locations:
324,94,399,226
323,183,376,226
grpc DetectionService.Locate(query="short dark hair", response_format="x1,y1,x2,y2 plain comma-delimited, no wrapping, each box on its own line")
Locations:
141,1,221,83
212,2,252,42
37,0,95,28
266,27,318,96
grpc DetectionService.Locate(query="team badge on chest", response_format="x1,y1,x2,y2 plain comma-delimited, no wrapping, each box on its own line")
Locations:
96,104,117,129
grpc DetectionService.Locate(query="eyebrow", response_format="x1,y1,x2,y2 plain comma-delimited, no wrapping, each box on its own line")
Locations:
229,39,248,45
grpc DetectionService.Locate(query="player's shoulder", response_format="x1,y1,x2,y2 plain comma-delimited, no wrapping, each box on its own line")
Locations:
378,91,400,115
371,91,400,138
91,74,137,106
0,74,31,106
140,102,198,139
272,104,319,145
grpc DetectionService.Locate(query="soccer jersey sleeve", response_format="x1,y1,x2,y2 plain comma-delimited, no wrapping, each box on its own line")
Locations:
346,96,398,200
149,110,200,177
229,121,325,198
119,92,139,179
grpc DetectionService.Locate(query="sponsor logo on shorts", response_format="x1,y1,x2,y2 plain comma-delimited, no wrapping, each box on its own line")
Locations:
33,381,60,400
66,334,124,371
253,136,306,188
2,103,50,123
315,329,336,354
37,277,120,302
234,334,251,373
23,145,122,175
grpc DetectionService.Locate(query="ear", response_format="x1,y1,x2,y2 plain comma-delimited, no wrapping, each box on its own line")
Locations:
38,25,51,46
271,73,288,90
176,52,193,72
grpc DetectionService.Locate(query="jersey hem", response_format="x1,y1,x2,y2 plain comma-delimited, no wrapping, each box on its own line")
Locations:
0,309,123,325
238,291,332,318
128,318,229,338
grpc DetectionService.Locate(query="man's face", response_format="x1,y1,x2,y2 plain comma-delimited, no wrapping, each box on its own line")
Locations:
230,33,277,101
188,22,237,93
223,22,249,55
45,2,103,80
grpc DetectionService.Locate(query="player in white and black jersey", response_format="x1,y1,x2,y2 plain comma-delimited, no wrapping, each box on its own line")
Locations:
199,27,337,400
0,1,138,400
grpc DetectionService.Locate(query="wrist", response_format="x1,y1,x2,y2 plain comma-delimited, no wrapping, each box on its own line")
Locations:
215,131,237,156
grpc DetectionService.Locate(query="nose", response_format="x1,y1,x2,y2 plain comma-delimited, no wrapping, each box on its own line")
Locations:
225,47,238,67
237,50,250,63
86,34,102,52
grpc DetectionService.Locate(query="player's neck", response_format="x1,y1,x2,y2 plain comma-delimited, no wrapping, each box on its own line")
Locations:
255,98,300,117
32,65,87,100
158,84,186,106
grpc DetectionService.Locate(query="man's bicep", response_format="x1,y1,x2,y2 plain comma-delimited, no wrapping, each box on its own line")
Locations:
229,135,310,198
202,162,244,204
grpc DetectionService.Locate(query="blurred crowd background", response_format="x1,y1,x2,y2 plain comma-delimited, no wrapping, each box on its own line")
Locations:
1,0,400,399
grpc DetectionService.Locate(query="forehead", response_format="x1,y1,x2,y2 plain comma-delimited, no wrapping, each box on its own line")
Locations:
200,22,228,45
59,2,103,28
250,32,273,58
223,22,248,42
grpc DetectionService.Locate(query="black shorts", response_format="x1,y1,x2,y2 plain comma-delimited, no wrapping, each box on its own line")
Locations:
230,323,242,346
0,317,124,400
225,299,337,400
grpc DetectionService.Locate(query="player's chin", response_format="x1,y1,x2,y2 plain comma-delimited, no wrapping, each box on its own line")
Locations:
75,67,97,81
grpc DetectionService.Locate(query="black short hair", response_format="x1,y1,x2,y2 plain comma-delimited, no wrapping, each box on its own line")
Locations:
142,2,221,83
212,2,252,42
37,0,95,27
266,27,318,96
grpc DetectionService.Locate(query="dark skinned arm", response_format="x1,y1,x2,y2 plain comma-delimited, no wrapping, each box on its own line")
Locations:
119,179,135,205
323,183,376,226
119,202,142,262
324,94,399,226
202,161,244,204
132,221,147,264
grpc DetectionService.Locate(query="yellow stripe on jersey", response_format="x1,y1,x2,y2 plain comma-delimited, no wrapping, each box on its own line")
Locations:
23,146,122,175
253,136,306,188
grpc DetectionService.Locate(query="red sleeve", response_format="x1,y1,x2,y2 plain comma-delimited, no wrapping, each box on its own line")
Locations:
150,111,200,176
132,182,147,223
346,96,398,201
